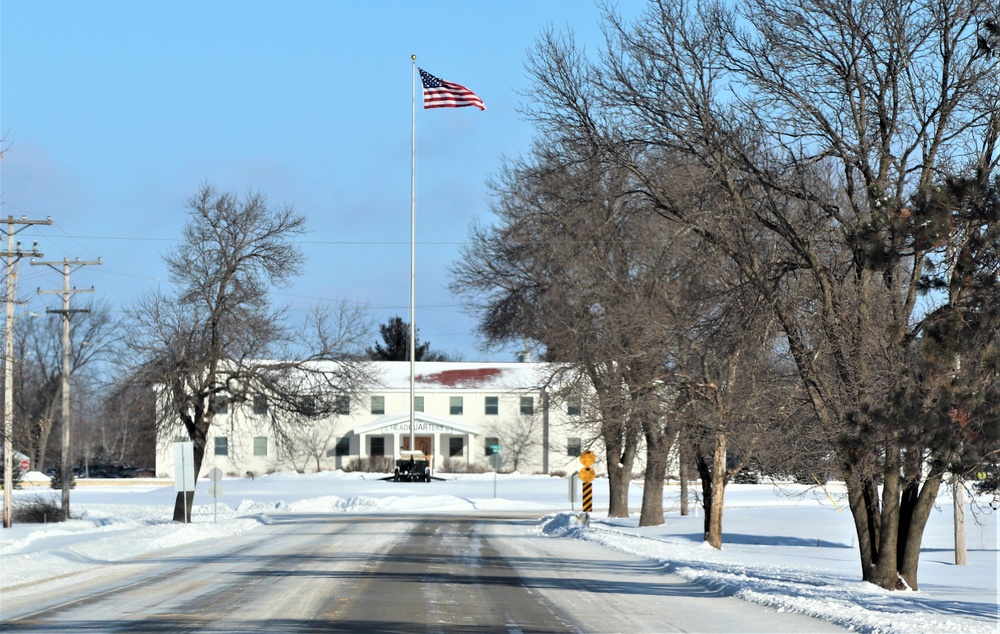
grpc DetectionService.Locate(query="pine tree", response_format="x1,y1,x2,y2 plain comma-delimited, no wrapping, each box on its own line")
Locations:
1,464,25,490
49,464,77,490
367,316,447,361
907,172,1000,481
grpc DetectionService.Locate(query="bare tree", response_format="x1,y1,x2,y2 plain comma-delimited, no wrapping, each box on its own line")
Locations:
677,290,801,548
521,0,999,589
488,411,546,472
453,147,691,523
97,379,157,467
125,185,375,522
289,420,337,473
12,300,119,472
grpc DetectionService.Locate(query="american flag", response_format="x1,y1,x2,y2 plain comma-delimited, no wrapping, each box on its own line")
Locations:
419,68,486,111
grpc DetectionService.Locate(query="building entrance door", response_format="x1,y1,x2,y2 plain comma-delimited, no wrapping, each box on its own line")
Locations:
402,435,432,456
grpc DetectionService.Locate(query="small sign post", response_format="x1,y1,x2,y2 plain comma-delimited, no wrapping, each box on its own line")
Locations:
579,450,596,522
490,445,502,498
208,467,224,524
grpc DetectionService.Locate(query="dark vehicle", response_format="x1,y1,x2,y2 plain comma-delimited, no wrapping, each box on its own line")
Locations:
82,464,129,478
394,450,431,483
123,467,156,478
45,466,84,478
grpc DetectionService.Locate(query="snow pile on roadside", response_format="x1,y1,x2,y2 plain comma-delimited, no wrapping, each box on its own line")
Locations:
0,512,264,589
538,511,998,634
2,473,995,634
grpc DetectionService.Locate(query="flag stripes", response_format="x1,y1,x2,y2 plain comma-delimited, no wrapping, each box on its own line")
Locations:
419,68,486,111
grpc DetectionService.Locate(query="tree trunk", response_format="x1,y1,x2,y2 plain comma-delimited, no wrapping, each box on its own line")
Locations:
604,431,636,518
695,456,713,542
639,435,667,526
842,443,944,590
607,462,631,517
679,440,689,516
898,472,944,589
639,426,670,527
695,430,727,549
36,418,53,473
871,444,903,589
706,432,726,549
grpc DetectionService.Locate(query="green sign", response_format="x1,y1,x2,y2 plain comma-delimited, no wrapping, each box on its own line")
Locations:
490,444,502,451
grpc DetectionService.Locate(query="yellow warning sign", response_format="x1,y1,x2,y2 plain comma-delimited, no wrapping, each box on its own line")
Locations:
579,450,595,466
579,466,596,483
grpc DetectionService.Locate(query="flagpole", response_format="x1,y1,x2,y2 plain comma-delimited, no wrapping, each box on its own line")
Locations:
409,55,417,454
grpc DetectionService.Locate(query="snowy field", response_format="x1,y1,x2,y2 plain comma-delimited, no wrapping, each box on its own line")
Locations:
1,471,997,633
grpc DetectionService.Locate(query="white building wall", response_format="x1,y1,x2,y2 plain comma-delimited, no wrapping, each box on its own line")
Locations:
154,362,669,480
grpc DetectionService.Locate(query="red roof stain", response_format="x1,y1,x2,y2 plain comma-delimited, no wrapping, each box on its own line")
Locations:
416,368,503,387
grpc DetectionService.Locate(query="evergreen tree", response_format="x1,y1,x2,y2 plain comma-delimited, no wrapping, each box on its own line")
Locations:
1,464,25,490
908,172,1000,482
367,316,447,361
49,464,76,490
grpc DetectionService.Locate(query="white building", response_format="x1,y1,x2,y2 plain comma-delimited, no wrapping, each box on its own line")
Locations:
155,361,592,479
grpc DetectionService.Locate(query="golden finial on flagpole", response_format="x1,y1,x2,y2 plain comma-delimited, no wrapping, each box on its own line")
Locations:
411,55,416,60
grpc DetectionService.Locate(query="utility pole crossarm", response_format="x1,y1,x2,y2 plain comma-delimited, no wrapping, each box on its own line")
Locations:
30,256,102,520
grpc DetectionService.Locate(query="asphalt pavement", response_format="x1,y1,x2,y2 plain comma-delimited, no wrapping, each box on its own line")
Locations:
0,512,847,633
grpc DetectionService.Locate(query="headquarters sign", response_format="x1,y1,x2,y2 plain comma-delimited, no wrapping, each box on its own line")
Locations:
380,421,455,434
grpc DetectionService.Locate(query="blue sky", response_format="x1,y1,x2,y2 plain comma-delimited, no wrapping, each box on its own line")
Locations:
1,1,640,361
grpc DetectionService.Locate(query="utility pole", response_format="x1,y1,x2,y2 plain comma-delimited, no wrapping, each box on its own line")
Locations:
2,215,51,528
32,257,101,519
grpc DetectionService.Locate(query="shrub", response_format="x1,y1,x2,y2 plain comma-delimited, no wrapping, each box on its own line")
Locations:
13,494,70,523
549,470,567,478
439,459,487,474
49,465,76,490
343,456,395,473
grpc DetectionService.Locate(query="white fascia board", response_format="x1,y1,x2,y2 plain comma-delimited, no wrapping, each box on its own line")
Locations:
350,413,481,436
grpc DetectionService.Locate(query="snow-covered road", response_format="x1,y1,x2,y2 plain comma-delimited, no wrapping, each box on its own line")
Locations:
2,511,849,632
1,472,996,633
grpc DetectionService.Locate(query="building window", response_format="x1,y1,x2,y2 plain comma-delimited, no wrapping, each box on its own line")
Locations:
370,437,385,457
567,397,581,416
253,436,267,456
520,396,534,416
214,437,229,456
371,396,385,415
484,396,499,415
567,437,582,457
335,395,350,415
449,437,464,458
485,436,500,456
214,395,228,415
253,394,268,414
450,396,463,415
414,396,424,412
335,437,350,456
